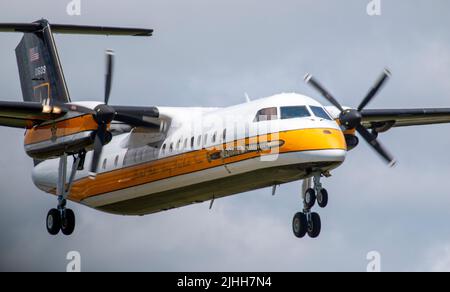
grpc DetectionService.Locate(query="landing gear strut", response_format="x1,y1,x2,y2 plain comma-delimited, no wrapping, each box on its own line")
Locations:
292,173,328,239
46,152,83,236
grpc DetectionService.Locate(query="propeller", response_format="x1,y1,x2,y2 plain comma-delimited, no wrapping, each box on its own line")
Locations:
89,50,116,178
304,69,396,167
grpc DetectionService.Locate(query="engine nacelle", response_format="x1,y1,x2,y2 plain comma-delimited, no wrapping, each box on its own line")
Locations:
24,114,100,159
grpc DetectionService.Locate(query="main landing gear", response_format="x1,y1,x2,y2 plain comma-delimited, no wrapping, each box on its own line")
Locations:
292,173,329,239
46,152,84,236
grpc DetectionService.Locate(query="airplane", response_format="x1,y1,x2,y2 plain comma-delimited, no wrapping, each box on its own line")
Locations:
2,19,450,239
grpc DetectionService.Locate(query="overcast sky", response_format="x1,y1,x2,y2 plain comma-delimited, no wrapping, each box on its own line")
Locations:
1,0,450,272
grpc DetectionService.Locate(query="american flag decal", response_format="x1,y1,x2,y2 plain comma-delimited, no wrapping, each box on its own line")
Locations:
29,47,40,62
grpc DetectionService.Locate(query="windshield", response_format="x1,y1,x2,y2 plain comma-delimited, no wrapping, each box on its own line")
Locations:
310,106,332,120
280,106,311,120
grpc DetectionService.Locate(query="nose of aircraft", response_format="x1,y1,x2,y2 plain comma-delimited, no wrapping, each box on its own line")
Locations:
319,128,347,151
281,127,347,164
317,128,347,163
286,127,346,152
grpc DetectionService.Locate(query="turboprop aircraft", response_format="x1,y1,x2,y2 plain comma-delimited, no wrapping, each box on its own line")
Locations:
2,19,450,238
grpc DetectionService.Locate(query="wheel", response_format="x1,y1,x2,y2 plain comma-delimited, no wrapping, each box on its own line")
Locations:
292,212,308,238
317,188,329,208
304,188,316,209
307,212,321,238
61,209,76,236
46,209,61,235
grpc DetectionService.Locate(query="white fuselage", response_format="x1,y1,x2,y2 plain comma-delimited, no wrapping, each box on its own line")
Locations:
32,93,347,215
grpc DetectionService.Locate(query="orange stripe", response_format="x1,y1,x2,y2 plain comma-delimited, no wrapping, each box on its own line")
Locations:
65,128,346,202
24,114,98,145
343,129,356,135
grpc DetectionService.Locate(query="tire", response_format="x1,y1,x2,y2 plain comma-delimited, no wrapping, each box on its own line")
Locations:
46,209,61,235
307,212,321,238
61,209,76,236
317,189,329,208
292,212,308,238
304,188,316,209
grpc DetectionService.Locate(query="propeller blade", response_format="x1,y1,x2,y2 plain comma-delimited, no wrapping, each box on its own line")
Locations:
357,68,391,111
304,74,344,112
356,125,396,167
89,124,107,178
104,49,114,105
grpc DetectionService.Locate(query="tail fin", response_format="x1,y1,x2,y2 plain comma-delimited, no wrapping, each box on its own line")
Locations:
15,19,70,104
0,19,153,105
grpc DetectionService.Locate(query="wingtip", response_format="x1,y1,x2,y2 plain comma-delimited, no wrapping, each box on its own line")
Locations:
304,73,313,83
384,68,392,77
388,160,397,168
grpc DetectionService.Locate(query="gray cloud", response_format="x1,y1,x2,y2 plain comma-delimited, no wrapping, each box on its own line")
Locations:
1,0,450,271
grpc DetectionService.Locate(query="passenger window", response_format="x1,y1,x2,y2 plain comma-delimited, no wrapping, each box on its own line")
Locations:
254,107,278,122
102,159,107,170
197,135,202,147
162,144,166,155
191,137,195,148
281,106,311,120
170,143,174,153
183,138,188,150
203,134,208,147
212,131,217,144
310,106,332,120
114,156,119,167
177,138,182,150
223,129,227,141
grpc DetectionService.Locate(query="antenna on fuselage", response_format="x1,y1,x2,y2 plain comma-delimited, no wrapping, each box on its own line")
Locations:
245,93,251,103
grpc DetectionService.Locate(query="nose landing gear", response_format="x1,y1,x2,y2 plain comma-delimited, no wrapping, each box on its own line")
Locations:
292,173,328,239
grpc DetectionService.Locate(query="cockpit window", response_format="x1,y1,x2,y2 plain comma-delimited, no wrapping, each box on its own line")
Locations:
310,106,332,120
254,107,278,122
280,106,311,120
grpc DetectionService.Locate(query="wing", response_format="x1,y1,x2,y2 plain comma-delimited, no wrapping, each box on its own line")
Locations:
0,101,162,130
361,108,450,132
0,101,66,128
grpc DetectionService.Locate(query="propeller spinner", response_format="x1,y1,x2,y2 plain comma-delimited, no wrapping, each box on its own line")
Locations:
304,69,396,167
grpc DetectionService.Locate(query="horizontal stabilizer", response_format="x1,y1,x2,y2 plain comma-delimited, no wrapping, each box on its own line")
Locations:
0,21,153,36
